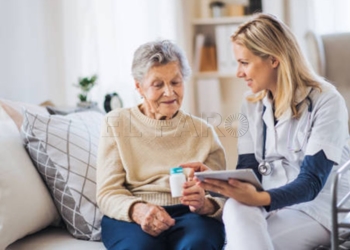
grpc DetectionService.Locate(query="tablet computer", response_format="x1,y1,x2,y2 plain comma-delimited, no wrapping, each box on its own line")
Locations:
194,169,263,191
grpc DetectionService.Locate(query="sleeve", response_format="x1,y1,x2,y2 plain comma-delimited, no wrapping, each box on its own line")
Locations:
96,114,144,222
304,91,349,164
236,153,262,182
266,150,333,211
203,125,227,220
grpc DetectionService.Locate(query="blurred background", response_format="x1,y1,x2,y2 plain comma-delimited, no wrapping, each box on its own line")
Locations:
1,0,349,166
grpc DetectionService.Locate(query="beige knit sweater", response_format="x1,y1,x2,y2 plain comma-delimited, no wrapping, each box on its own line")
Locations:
96,105,226,222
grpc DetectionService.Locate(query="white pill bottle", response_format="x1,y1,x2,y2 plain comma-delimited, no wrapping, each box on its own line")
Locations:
169,167,186,197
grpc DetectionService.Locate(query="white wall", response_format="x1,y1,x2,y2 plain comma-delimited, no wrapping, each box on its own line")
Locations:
0,0,315,106
286,0,311,55
262,0,312,54
0,0,66,105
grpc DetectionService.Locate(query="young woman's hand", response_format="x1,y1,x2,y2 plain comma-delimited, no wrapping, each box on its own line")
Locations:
180,177,216,215
198,178,271,207
130,203,175,236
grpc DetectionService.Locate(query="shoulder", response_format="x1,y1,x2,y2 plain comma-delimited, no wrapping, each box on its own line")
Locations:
104,107,133,123
178,110,217,134
179,110,211,127
310,80,346,109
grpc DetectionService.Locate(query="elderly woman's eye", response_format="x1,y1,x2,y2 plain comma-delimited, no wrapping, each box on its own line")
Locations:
171,81,180,85
153,82,163,88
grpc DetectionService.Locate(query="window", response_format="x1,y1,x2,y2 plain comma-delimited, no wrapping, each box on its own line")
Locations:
311,0,350,34
62,0,182,108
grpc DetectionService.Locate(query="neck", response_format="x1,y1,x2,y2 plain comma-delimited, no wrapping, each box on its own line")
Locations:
139,104,177,120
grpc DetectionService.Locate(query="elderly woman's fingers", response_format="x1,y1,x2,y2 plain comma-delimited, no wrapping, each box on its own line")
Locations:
183,167,194,179
147,208,175,236
182,179,205,196
181,180,206,212
180,193,203,205
180,162,210,172
154,207,175,227
183,178,196,188
133,203,174,236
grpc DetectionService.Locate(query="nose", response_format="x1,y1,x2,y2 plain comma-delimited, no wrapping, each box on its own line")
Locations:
236,66,245,78
163,84,174,96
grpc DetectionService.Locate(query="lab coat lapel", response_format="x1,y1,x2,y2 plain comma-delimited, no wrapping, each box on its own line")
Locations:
275,86,312,127
276,108,292,127
262,96,275,129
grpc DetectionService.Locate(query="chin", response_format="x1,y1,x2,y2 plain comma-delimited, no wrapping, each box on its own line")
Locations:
250,88,261,94
162,109,179,118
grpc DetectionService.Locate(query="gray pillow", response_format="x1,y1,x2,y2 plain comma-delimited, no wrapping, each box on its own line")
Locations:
21,110,104,241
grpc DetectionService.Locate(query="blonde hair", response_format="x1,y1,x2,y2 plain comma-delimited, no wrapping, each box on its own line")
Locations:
231,13,321,119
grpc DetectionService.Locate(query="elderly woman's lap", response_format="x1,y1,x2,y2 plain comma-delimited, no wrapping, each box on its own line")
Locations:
101,204,225,250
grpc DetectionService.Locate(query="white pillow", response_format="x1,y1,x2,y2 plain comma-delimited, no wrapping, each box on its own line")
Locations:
21,110,104,241
0,98,49,130
0,105,61,250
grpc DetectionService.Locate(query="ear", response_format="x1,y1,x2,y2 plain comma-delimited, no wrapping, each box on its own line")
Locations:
135,81,143,96
270,56,279,68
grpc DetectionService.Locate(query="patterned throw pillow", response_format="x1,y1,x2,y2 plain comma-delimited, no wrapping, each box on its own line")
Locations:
21,110,104,240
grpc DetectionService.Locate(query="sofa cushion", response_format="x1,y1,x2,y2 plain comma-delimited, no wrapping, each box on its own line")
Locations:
0,99,49,130
0,104,61,250
21,110,104,241
7,227,105,250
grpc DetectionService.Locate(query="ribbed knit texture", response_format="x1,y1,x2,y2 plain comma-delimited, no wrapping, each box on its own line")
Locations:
96,106,226,222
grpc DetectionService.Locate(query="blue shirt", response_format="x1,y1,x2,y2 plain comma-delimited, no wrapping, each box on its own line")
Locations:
236,150,333,211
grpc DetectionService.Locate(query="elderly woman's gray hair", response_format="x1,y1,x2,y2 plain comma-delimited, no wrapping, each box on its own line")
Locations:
131,40,192,82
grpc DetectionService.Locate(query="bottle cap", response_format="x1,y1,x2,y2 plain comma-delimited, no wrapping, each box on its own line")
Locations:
170,167,183,174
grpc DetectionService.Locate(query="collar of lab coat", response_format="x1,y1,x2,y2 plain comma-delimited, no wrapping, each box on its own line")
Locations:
262,87,312,128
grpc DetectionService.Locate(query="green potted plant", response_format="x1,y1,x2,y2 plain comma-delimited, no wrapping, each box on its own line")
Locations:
73,74,98,107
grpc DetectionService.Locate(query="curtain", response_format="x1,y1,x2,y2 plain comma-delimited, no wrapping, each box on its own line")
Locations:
61,0,185,110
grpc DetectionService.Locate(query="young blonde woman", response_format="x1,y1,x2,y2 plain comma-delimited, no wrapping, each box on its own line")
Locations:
182,13,350,250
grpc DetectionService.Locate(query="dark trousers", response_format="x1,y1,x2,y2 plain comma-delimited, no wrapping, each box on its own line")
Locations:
101,204,225,250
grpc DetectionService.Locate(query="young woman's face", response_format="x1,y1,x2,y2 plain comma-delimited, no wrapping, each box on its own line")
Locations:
233,43,279,95
135,62,184,120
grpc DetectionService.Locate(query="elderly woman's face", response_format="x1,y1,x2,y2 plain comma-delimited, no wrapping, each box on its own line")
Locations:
136,62,184,120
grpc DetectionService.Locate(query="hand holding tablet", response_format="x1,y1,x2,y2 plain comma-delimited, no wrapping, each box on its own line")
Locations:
194,169,263,191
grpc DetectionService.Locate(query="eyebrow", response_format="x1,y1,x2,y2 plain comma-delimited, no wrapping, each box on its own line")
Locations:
152,73,182,81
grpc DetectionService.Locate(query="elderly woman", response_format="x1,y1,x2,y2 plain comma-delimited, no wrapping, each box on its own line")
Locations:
96,40,226,250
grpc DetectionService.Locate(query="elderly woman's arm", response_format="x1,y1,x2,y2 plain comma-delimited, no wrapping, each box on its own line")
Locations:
96,116,175,236
96,116,145,222
181,125,227,220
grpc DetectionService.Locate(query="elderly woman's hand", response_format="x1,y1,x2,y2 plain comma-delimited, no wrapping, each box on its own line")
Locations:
180,178,216,215
130,203,175,236
180,162,210,175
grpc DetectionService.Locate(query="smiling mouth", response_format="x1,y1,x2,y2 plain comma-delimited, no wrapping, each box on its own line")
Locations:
161,100,177,104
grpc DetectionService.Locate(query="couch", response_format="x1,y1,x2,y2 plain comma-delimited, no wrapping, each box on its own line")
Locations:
0,99,105,250
305,31,350,250
305,31,350,128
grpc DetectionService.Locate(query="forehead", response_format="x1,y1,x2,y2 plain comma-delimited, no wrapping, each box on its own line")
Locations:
146,62,181,78
233,43,253,57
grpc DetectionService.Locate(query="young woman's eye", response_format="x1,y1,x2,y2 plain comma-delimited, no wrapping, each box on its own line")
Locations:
241,61,248,65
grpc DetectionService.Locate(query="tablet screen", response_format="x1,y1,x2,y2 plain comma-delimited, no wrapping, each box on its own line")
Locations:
194,169,263,191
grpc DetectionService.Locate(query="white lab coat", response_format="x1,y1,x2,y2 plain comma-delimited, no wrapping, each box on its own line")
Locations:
238,80,350,230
